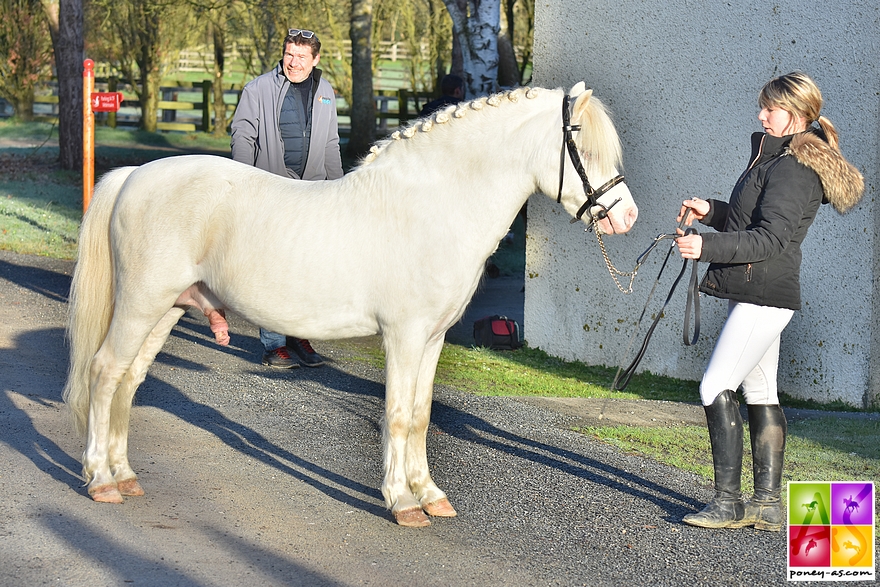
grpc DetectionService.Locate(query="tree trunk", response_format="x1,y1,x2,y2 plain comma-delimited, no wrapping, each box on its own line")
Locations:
497,0,519,87
442,0,500,98
345,0,375,161
139,53,160,132
449,0,465,81
211,20,227,137
13,92,36,123
44,0,84,170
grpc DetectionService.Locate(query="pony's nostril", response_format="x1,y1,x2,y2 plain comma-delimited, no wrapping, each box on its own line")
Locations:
627,206,639,227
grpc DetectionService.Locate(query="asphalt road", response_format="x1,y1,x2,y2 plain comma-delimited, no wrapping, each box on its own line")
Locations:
0,250,873,586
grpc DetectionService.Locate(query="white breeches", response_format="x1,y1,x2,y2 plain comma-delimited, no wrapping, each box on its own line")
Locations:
699,301,794,406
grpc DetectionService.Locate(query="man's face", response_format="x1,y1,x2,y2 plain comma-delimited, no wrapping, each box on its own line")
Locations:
282,42,320,84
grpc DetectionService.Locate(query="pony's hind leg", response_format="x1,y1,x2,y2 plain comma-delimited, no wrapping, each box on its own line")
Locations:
406,336,456,518
108,308,186,497
84,307,182,502
84,348,135,503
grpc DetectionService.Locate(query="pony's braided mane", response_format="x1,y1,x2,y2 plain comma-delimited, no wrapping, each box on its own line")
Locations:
359,86,543,165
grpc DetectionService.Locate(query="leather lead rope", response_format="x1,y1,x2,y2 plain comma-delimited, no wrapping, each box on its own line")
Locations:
611,222,701,392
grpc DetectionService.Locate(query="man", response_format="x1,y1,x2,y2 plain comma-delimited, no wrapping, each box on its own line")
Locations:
419,74,464,117
231,29,343,369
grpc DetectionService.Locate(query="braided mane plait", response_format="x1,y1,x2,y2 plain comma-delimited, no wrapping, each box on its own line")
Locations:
360,87,542,165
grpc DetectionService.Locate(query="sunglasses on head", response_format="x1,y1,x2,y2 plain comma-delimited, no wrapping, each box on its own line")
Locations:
288,29,316,39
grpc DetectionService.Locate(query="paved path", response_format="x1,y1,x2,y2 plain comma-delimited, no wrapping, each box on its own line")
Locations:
0,250,872,586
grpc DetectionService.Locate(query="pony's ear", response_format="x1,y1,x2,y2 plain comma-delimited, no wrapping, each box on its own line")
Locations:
568,81,587,96
571,87,594,118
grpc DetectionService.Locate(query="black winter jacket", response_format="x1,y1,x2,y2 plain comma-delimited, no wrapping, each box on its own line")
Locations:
698,130,863,310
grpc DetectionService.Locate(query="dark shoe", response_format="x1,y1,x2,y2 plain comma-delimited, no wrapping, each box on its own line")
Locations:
730,404,786,532
261,346,299,369
286,336,324,367
683,390,745,528
735,498,783,532
683,494,746,528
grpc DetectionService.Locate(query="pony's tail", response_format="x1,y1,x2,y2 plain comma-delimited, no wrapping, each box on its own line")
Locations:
63,167,135,436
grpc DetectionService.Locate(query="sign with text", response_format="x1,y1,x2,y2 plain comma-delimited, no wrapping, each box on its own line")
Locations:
90,92,124,113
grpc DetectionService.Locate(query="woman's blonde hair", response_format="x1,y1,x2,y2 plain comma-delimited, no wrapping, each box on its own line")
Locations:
759,71,840,151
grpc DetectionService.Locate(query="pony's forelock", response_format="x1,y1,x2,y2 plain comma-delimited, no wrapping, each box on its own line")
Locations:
573,94,623,177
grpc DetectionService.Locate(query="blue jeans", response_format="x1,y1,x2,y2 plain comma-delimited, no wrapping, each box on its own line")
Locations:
260,328,287,352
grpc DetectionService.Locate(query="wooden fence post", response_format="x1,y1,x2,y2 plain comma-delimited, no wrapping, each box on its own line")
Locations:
202,81,212,132
108,77,118,129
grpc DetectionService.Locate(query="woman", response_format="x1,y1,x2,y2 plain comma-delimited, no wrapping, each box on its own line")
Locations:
675,72,863,531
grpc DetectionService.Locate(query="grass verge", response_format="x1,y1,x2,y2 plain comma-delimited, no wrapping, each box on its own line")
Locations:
581,418,880,495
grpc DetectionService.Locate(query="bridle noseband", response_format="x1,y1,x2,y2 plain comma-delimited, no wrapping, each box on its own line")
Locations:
556,94,626,229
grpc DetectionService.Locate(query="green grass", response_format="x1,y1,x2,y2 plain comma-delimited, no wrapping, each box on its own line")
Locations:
332,338,700,401
0,120,233,259
0,183,80,259
582,417,880,493
0,119,232,154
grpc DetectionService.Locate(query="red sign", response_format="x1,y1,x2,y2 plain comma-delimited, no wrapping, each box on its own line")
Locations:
90,92,124,113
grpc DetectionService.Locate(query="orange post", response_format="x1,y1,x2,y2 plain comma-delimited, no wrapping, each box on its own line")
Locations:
82,59,95,213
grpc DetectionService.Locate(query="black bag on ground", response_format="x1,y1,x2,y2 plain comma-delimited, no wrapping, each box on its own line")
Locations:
473,315,522,350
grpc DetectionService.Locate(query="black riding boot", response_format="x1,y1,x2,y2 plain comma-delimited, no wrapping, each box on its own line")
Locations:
731,404,786,531
683,389,745,528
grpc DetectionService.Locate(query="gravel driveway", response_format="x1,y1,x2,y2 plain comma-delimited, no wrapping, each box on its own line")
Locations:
0,250,871,586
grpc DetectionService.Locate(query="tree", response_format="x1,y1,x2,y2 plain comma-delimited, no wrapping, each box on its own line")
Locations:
374,0,450,95
346,0,375,159
209,18,228,137
190,0,235,138
87,0,190,132
0,0,53,121
496,0,518,87
508,0,533,84
43,0,83,170
440,0,500,98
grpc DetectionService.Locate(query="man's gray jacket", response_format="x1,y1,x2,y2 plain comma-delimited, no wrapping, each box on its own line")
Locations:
230,64,344,181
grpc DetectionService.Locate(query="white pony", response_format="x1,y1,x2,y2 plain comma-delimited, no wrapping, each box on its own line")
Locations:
63,83,637,527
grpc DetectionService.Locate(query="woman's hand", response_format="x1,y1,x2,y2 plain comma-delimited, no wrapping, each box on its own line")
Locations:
677,198,710,225
675,233,703,259
675,198,709,259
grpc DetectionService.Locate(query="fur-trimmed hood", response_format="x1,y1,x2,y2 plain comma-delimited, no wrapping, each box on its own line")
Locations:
787,131,864,214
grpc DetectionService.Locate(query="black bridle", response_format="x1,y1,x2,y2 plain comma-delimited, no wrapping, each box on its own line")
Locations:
557,94,626,229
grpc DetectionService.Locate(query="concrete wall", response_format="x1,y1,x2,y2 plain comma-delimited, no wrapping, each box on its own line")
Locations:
526,0,879,408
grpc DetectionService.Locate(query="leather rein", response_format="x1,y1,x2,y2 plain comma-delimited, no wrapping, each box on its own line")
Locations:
611,211,701,391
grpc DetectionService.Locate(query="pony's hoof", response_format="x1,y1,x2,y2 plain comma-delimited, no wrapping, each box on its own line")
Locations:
89,484,124,504
116,478,145,497
424,498,457,518
394,508,431,527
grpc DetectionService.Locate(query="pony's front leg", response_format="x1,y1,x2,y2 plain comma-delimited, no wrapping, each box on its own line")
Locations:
382,333,431,527
406,336,456,518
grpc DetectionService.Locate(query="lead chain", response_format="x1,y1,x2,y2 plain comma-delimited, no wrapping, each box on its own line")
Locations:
595,230,639,294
